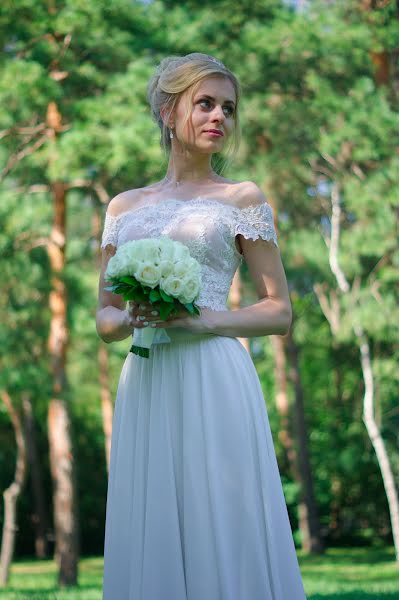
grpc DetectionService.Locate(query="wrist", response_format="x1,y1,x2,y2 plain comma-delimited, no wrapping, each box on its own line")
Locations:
203,308,231,336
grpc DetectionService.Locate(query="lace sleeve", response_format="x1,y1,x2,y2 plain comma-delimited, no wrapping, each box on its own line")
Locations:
235,202,279,248
101,211,119,249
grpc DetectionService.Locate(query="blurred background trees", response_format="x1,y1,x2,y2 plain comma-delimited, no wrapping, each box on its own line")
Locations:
0,0,398,586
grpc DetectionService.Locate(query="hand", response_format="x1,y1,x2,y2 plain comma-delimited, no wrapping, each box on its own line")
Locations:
127,301,215,335
156,306,215,335
126,301,163,329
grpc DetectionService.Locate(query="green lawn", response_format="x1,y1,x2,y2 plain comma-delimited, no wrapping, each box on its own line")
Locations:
0,547,397,599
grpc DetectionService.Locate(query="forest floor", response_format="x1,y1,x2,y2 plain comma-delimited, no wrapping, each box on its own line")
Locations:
0,546,397,599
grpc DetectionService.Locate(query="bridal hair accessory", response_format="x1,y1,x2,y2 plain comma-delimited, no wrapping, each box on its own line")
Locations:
169,128,174,139
209,56,225,68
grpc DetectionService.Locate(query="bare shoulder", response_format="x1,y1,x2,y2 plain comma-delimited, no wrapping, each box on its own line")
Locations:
232,181,268,209
106,188,145,217
106,181,163,216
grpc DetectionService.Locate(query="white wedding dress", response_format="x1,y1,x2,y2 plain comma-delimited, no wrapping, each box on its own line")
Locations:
100,197,307,599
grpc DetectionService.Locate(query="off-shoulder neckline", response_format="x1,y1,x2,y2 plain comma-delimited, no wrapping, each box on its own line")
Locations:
105,196,269,220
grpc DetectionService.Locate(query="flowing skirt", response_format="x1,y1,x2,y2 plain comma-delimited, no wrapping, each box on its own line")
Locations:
102,330,307,599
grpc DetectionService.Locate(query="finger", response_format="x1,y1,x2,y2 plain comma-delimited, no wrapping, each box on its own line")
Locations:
134,319,165,328
127,301,138,316
128,302,154,318
140,304,160,318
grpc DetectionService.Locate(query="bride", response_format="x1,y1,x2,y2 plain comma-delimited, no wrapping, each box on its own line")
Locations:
97,52,307,599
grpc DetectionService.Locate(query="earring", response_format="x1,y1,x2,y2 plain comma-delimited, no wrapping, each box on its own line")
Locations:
169,128,174,139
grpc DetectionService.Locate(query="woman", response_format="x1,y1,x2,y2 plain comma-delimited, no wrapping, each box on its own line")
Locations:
97,53,307,599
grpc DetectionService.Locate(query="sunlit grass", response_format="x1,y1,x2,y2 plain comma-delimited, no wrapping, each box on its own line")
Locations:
0,547,397,599
298,546,399,599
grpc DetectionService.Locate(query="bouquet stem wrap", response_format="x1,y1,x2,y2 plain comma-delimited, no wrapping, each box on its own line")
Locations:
130,327,172,358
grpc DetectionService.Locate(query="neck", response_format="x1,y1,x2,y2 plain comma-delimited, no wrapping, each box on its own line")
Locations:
164,149,217,186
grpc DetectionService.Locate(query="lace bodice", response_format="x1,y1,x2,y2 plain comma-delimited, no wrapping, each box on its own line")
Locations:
101,197,278,311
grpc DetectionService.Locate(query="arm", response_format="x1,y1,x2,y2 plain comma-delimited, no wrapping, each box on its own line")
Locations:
96,192,138,343
206,246,292,338
207,185,292,339
96,244,133,343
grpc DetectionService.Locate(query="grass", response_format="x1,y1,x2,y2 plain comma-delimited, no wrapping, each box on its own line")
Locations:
298,546,399,599
0,547,397,599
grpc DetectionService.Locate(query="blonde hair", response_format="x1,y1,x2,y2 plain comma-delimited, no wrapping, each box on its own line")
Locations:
147,52,241,173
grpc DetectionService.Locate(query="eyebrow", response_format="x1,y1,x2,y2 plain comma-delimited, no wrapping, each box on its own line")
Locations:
196,94,236,107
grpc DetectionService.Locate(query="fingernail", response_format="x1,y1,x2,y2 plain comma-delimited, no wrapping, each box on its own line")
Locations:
143,321,149,326
150,323,156,328
139,316,146,321
151,311,158,316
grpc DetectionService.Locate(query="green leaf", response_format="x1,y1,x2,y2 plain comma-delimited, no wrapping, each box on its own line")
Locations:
159,303,175,320
140,284,152,295
159,288,174,303
123,289,140,300
124,289,146,302
184,302,195,315
120,276,138,287
149,289,161,302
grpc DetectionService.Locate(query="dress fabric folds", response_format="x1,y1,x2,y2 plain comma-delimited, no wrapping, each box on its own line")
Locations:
100,197,307,599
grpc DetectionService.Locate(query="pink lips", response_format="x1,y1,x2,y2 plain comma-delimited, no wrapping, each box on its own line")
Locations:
204,129,224,137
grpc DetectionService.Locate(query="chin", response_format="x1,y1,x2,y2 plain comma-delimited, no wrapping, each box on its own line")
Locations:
199,140,225,151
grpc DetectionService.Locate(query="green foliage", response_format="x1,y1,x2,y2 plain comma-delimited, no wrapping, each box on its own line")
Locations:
0,0,397,560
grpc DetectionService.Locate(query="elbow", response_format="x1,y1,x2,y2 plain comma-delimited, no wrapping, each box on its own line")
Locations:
277,304,292,336
98,332,112,344
96,325,109,344
96,326,113,345
96,313,112,344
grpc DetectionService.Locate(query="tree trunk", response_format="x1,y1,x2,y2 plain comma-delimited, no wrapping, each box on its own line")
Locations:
47,180,80,585
98,345,113,474
363,0,397,542
0,390,28,586
93,207,114,473
266,191,323,552
271,335,298,474
267,193,296,472
286,324,325,554
22,393,50,558
355,322,399,560
316,180,399,560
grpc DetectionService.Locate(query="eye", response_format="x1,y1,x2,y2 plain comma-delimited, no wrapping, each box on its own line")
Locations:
223,105,234,117
199,99,212,109
198,99,235,117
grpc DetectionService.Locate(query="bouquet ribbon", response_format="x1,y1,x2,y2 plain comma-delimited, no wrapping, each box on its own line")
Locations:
130,326,172,357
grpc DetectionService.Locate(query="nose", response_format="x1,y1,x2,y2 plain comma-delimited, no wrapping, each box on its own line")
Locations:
211,104,225,123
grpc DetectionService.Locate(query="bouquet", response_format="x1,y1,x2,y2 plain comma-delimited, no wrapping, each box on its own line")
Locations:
104,236,202,358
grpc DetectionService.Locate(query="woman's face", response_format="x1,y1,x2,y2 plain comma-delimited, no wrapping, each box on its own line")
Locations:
172,75,236,153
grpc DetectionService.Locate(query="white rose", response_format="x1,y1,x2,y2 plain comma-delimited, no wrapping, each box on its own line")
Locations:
172,242,190,262
105,254,123,279
187,258,202,275
173,259,190,278
116,243,140,275
159,259,174,278
158,237,176,261
161,275,184,297
178,275,201,304
134,261,161,288
139,239,161,263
